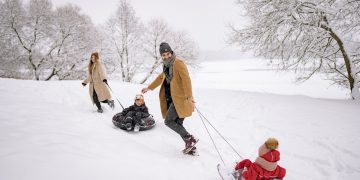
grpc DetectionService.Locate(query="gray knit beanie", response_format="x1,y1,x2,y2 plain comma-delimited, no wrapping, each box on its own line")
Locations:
159,42,173,54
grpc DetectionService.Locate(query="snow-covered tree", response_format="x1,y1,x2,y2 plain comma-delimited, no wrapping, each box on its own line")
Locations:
229,0,360,99
139,19,170,84
140,19,199,84
0,0,98,80
1,0,199,82
168,30,199,67
44,4,98,80
105,0,145,82
5,0,54,80
0,0,24,78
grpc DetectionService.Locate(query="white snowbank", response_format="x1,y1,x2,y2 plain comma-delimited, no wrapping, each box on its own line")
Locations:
0,76,359,180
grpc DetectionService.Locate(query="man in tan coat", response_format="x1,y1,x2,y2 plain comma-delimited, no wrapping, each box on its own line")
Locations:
142,42,198,154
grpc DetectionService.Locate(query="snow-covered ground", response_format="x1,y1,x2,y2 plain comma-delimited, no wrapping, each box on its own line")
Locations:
193,58,349,99
0,59,359,180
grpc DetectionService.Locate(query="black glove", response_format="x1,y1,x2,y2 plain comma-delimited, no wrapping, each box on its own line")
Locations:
82,82,86,87
103,79,108,84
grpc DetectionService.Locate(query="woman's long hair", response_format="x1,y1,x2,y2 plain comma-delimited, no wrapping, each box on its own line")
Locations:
88,52,99,75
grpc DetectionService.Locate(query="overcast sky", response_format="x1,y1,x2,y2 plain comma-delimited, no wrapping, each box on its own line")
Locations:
49,0,243,51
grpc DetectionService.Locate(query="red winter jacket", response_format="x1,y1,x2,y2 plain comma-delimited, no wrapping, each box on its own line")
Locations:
235,146,286,180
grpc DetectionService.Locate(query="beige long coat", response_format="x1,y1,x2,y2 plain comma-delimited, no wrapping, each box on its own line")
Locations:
83,62,111,103
148,58,194,119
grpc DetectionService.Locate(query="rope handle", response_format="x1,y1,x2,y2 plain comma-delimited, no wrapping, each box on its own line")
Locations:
195,105,244,165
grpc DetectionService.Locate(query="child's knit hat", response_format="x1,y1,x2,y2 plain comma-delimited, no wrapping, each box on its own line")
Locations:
135,94,144,100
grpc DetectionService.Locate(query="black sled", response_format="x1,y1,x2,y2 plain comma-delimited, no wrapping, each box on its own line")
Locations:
112,112,156,131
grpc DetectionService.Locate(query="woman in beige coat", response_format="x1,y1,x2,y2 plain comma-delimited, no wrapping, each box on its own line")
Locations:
82,52,114,113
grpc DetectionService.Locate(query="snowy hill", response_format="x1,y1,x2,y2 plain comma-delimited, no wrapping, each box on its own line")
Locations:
0,77,359,180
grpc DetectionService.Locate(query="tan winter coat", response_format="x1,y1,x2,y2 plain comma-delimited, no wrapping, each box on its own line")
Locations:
148,58,194,119
83,62,111,103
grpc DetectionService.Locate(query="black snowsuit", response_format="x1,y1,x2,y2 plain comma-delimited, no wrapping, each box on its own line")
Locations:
121,104,150,126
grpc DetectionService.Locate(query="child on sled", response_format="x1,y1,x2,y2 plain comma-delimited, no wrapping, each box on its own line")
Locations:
120,94,150,131
234,138,286,180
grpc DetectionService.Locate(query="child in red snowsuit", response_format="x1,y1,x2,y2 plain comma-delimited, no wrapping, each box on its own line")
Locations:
235,138,286,180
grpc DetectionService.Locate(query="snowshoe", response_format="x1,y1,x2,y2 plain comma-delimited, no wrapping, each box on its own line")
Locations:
183,146,199,156
183,135,199,154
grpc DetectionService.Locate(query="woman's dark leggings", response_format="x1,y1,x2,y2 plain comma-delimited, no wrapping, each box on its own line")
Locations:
93,90,109,110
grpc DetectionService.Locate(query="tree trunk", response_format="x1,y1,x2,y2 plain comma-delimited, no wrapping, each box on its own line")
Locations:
328,29,359,99
45,68,56,81
120,54,126,82
125,48,131,82
140,60,161,84
35,71,40,80
140,41,161,84
30,56,40,81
